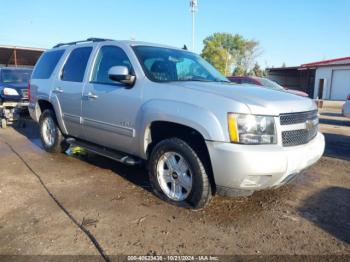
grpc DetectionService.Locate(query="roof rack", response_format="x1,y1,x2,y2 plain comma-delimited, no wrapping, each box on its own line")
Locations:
53,37,114,48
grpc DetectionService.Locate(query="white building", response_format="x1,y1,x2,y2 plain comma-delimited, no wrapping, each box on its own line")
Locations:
300,57,350,101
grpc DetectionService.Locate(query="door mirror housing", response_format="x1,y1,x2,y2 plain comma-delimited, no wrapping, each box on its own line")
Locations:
108,66,135,86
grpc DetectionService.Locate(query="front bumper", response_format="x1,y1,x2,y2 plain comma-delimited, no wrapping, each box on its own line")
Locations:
0,101,29,108
206,132,325,195
0,100,29,121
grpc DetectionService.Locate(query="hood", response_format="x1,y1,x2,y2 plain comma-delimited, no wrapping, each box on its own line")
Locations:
0,82,28,91
285,89,309,97
169,81,316,116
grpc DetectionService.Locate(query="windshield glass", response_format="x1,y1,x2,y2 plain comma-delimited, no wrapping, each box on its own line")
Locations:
1,69,32,84
132,46,229,83
258,78,284,91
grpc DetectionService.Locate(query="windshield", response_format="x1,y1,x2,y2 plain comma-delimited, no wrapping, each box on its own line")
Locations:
1,69,32,84
132,46,229,83
258,78,284,91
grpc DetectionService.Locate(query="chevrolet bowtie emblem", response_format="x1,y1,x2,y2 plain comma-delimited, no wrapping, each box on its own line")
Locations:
305,119,314,131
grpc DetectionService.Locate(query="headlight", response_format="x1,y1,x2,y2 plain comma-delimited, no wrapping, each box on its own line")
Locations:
3,87,19,96
228,113,276,144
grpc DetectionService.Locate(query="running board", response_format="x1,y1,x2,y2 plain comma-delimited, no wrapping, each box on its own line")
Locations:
66,138,142,166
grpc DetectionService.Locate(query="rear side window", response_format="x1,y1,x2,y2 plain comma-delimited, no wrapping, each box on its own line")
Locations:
32,50,65,79
61,47,92,82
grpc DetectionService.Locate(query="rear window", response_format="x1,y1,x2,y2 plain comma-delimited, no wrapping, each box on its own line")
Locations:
61,47,92,82
32,50,65,79
1,69,32,83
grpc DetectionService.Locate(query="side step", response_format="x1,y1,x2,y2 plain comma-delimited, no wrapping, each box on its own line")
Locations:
66,138,142,166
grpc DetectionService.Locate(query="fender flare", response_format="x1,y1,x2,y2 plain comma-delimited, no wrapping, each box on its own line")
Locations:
36,96,68,135
136,99,225,158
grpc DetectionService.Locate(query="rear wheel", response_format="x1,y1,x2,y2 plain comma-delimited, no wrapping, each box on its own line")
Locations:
39,109,68,153
149,138,211,209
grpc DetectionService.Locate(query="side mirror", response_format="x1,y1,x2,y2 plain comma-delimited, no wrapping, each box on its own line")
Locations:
108,66,136,86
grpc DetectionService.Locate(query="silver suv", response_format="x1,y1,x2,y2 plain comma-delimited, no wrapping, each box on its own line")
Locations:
29,38,325,209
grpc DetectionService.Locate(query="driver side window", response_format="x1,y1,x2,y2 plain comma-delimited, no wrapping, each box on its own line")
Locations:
91,46,133,84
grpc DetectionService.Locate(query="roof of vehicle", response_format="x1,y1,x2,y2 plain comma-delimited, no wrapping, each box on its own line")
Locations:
51,38,188,52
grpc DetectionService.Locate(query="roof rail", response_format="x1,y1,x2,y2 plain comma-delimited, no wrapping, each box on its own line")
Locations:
53,37,114,48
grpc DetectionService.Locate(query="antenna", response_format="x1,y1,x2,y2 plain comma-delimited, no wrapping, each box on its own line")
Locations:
190,0,198,52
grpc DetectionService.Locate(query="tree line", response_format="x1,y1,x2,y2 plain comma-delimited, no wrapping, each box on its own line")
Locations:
200,33,266,77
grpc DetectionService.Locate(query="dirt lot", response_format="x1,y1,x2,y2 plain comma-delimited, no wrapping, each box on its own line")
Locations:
0,108,349,259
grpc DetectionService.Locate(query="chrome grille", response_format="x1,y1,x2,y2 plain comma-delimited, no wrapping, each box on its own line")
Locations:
282,126,318,147
280,110,318,125
280,110,319,147
21,89,29,99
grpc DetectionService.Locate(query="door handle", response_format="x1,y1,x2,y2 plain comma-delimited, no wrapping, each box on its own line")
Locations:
53,87,64,94
85,92,98,99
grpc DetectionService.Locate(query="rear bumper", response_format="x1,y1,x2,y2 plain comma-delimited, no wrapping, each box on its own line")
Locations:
206,132,325,195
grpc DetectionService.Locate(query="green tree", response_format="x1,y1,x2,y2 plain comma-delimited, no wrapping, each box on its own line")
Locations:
249,63,264,77
201,33,261,76
232,65,246,76
240,40,261,73
201,40,230,75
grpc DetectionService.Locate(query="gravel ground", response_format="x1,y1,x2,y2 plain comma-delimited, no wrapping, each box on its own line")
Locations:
0,108,349,260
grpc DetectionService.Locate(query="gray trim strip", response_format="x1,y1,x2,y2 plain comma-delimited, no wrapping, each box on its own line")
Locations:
63,113,80,124
83,118,135,137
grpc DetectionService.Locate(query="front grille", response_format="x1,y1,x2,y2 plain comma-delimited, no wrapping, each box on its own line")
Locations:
21,89,29,99
280,110,319,147
280,110,318,125
282,126,318,147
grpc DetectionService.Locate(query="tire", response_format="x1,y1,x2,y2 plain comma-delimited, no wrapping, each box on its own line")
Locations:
1,118,7,129
39,109,68,153
148,138,212,209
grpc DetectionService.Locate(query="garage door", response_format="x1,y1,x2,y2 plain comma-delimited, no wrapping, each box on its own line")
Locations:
331,69,350,100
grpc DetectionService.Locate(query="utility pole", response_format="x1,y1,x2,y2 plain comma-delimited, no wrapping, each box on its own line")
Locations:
190,0,198,52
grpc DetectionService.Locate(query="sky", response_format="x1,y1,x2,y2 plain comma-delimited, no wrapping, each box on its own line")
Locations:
0,0,349,68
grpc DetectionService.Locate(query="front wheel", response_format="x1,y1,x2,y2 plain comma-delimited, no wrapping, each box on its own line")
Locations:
39,109,68,153
1,118,7,128
148,138,212,209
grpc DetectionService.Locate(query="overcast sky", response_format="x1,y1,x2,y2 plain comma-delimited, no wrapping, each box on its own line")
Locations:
1,0,349,68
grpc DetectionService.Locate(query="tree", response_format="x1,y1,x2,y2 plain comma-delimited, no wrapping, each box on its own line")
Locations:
201,33,262,76
249,63,264,77
240,40,262,73
201,40,230,74
232,65,246,76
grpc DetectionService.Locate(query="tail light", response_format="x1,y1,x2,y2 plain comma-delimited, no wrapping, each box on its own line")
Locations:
347,95,350,100
28,80,31,101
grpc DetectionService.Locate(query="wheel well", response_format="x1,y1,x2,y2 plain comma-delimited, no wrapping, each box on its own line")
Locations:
147,121,216,194
38,100,54,115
